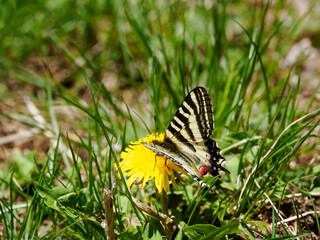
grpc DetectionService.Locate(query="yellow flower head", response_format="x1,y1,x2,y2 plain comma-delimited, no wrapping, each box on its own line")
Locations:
119,133,184,193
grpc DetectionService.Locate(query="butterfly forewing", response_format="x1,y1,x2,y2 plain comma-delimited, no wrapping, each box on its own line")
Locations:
166,87,214,142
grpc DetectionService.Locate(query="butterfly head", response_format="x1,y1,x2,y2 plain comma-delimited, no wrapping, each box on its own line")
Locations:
141,140,175,159
142,140,167,149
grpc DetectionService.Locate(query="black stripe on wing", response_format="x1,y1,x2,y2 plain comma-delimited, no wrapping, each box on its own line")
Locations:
193,86,214,139
166,87,214,145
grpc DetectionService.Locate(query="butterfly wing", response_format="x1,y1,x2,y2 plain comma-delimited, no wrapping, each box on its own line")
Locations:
164,87,225,174
166,87,214,143
142,87,228,193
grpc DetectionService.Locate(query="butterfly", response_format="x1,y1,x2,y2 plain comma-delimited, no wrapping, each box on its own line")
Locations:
142,87,229,193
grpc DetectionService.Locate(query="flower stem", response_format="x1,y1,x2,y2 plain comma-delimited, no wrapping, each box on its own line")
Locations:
161,190,168,216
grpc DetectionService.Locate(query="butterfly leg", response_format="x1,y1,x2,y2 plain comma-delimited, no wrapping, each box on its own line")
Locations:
164,158,169,168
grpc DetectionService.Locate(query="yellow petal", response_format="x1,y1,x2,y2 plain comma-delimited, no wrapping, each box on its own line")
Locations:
119,133,182,192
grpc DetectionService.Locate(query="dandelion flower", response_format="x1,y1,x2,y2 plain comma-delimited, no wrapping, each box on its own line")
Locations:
119,133,185,193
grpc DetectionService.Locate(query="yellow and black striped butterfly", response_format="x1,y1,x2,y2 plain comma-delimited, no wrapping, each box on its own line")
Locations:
142,87,229,193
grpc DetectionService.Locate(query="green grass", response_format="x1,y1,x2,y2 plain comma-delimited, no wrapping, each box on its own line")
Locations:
1,0,320,239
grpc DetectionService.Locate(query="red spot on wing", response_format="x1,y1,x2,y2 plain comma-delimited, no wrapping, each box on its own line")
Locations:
199,166,210,176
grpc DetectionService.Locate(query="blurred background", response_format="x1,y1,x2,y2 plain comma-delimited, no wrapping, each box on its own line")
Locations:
1,0,319,161
0,0,320,238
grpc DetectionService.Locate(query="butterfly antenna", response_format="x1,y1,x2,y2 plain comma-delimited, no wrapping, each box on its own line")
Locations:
130,143,140,146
